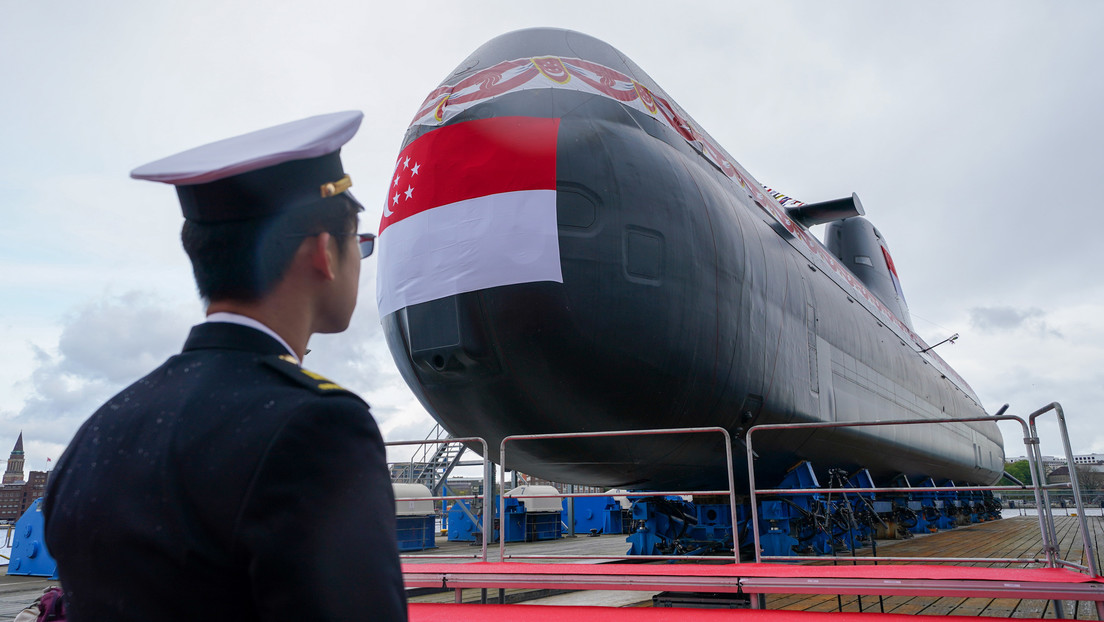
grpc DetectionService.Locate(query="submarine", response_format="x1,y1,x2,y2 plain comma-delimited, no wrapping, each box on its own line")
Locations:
375,28,1005,492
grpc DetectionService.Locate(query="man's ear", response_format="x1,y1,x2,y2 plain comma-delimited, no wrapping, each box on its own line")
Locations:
309,232,337,281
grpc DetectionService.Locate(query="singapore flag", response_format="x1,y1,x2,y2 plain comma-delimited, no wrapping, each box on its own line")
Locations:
376,116,562,318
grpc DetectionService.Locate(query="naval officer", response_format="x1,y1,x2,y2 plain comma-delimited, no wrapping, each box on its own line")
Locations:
43,111,407,621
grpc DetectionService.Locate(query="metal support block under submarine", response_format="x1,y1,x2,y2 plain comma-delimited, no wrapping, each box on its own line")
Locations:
375,27,1004,494
447,486,564,544
623,463,1001,558
624,463,872,559
626,496,748,557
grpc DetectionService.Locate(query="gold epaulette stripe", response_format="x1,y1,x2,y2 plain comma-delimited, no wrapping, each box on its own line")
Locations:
263,356,352,396
300,369,346,391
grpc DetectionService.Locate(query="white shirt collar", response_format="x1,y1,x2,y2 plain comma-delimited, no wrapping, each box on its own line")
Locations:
205,312,299,364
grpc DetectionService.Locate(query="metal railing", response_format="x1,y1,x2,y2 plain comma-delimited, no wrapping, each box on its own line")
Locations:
744,404,1101,620
1027,403,1099,577
395,423,469,494
391,407,1101,617
498,426,739,563
386,413,1097,570
744,409,1097,572
385,436,492,562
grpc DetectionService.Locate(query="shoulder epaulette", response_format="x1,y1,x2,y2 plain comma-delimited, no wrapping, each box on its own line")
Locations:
262,354,354,396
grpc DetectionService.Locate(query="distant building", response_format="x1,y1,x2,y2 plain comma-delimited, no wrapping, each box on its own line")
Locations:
390,462,433,483
437,478,482,498
0,434,49,522
520,475,604,495
2,432,25,484
1049,464,1104,487
1004,454,1104,474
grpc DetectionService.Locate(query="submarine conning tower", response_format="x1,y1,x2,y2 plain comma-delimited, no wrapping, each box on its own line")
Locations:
825,215,914,330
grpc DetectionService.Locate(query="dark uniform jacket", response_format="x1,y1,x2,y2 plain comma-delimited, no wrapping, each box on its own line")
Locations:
43,322,407,621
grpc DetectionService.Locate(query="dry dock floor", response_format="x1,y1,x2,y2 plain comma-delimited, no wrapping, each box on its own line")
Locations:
0,574,51,621
0,515,1100,619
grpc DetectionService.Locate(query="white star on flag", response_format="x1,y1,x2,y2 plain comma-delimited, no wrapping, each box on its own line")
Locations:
376,116,564,317
386,158,420,217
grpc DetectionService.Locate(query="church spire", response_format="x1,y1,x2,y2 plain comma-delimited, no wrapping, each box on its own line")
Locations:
3,432,25,485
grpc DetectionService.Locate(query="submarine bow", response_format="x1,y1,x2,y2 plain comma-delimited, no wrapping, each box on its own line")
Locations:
375,28,1004,491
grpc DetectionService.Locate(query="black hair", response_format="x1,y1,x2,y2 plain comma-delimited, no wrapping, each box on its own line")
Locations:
181,194,363,303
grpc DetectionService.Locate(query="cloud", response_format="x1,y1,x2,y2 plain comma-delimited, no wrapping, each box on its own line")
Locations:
940,301,1104,456
968,306,1062,337
54,291,198,384
7,291,197,450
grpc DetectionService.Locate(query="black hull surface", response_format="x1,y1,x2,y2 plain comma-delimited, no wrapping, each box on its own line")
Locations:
377,28,1004,491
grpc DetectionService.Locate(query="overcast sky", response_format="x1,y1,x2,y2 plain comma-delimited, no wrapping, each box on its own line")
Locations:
2,1,1101,474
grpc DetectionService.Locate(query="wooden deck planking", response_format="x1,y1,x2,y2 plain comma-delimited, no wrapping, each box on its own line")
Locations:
764,516,1104,618
792,520,1038,616
956,515,1101,618
979,597,1028,618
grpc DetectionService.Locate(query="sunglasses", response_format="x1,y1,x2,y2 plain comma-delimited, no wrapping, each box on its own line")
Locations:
285,232,376,259
354,233,376,259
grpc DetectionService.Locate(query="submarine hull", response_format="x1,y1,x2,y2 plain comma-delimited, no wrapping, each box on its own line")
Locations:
377,28,1004,491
